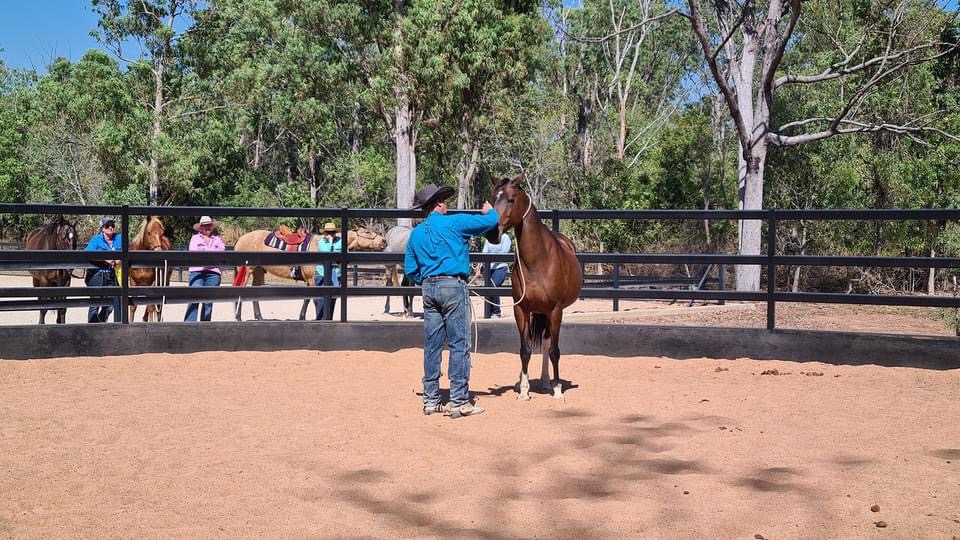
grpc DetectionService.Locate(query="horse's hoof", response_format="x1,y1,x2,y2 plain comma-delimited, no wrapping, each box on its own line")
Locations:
552,391,564,401
517,394,531,401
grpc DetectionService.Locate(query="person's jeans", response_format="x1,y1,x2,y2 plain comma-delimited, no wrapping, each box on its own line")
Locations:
86,269,119,323
184,271,221,322
421,277,472,407
314,272,339,320
489,266,508,317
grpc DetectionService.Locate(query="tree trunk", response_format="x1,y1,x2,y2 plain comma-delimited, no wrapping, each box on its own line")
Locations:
149,60,164,206
736,155,765,292
308,151,318,205
395,96,416,228
456,112,480,209
393,1,416,228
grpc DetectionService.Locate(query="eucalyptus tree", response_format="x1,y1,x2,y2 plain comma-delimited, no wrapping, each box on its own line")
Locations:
684,0,959,291
19,52,142,210
0,61,27,207
92,0,204,205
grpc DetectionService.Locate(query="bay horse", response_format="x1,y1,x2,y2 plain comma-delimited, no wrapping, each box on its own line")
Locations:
128,216,172,322
232,226,386,321
486,173,582,400
382,225,415,317
25,216,78,324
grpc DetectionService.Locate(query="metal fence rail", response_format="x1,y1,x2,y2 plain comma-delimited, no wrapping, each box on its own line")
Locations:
2,203,960,329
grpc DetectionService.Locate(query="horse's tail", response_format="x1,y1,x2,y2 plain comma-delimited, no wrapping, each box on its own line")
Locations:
528,313,548,353
232,266,248,287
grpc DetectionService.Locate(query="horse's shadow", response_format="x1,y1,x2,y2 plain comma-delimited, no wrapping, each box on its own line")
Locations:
485,380,579,397
386,311,423,319
416,381,579,403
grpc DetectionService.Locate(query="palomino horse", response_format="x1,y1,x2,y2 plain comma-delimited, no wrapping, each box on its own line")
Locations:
25,217,78,324
232,226,386,321
382,225,415,317
128,216,173,322
486,174,582,400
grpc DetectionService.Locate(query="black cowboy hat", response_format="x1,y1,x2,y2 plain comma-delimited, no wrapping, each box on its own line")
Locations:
411,184,455,210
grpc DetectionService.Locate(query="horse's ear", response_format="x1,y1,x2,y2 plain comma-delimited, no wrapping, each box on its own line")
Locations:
489,175,500,186
511,172,525,185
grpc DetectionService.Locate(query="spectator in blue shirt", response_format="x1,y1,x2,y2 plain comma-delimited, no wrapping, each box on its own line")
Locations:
314,222,343,320
404,184,498,419
84,216,123,323
474,232,512,319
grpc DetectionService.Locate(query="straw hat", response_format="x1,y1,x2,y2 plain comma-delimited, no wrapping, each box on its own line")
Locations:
192,216,219,232
322,222,339,233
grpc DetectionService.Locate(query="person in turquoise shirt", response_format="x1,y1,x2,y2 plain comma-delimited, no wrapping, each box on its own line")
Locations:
314,222,343,320
404,184,498,419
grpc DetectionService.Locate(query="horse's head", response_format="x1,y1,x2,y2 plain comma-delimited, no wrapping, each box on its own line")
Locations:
351,225,387,250
135,216,169,251
486,172,530,243
54,217,78,251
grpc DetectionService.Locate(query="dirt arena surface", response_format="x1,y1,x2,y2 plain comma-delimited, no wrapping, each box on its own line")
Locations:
1,348,958,539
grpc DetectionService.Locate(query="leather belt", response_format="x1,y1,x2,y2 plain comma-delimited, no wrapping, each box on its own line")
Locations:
424,274,466,281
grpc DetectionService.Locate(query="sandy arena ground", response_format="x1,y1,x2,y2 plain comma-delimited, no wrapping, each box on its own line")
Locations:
2,272,959,538
1,349,958,539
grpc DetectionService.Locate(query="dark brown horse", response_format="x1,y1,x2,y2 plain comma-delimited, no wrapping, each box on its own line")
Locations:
486,174,582,400
128,216,172,322
25,217,78,324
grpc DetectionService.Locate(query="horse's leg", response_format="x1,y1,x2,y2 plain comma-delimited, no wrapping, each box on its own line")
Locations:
252,268,264,321
299,298,310,320
383,265,393,314
33,276,46,324
401,274,413,317
540,332,551,392
515,306,533,401
56,308,66,324
547,309,564,400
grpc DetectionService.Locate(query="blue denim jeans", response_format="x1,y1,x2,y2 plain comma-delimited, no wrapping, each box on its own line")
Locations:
313,271,340,320
184,271,221,322
488,265,508,316
86,269,119,323
421,276,472,407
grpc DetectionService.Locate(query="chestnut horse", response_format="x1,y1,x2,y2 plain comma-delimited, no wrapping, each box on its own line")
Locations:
232,226,386,321
486,174,582,400
25,217,78,324
128,216,172,322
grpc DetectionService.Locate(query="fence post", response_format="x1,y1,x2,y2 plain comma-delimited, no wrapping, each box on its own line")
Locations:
767,210,776,331
612,263,620,312
339,208,348,322
552,210,560,233
718,254,726,305
119,205,129,324
483,260,492,319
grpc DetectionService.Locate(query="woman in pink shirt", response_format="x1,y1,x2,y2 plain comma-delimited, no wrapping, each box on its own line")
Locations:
184,216,226,321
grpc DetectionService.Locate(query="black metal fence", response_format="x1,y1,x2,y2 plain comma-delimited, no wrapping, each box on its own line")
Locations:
1,204,959,330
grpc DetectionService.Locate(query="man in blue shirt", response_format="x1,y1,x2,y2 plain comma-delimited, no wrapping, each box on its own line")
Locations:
84,216,123,323
404,184,499,419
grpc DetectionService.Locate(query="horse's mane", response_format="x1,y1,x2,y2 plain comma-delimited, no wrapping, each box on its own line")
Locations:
40,217,68,234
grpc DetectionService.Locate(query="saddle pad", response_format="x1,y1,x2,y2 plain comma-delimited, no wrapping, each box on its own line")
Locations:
264,232,314,252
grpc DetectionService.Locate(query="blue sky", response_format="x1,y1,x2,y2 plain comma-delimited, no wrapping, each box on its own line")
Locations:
0,1,106,71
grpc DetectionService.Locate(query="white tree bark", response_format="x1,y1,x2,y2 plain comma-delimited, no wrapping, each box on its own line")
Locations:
685,0,955,291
